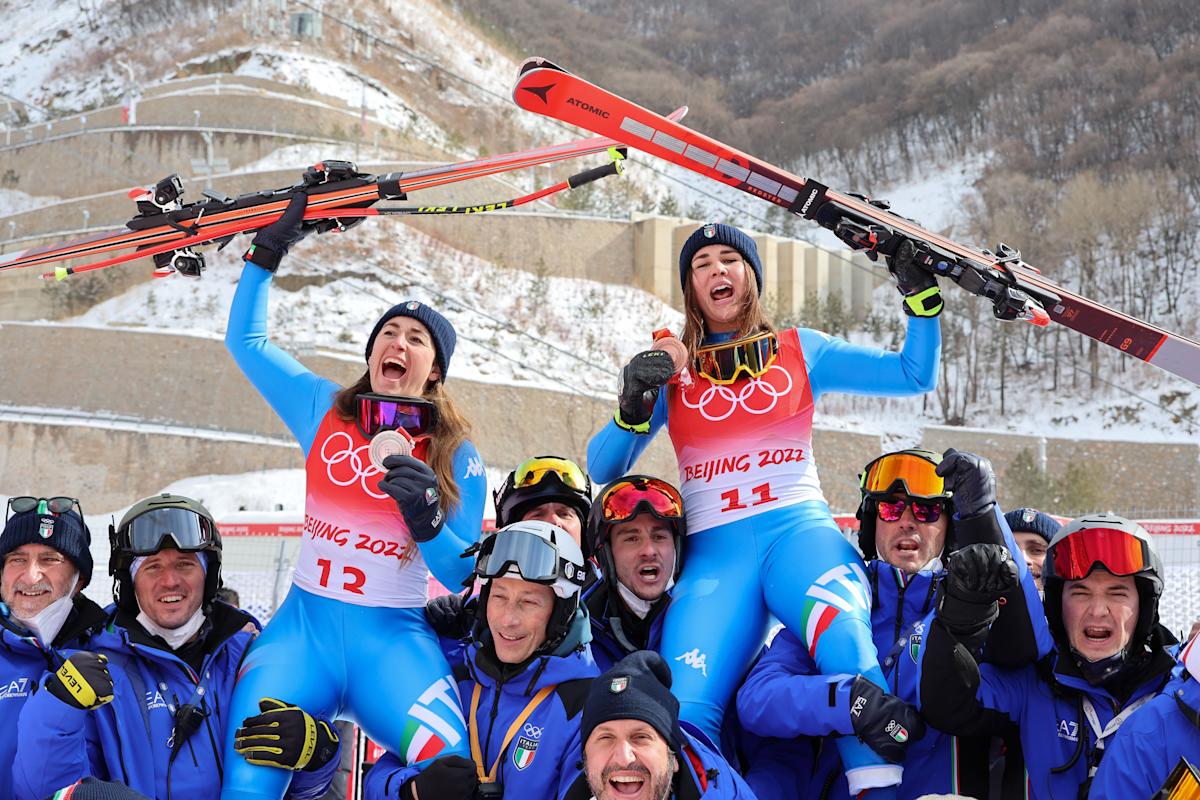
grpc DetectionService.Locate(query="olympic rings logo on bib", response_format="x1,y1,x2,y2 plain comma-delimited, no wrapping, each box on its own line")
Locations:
681,364,794,422
320,431,388,499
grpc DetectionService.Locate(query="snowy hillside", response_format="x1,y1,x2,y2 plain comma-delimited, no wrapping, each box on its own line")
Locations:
73,216,680,398
1,0,1196,445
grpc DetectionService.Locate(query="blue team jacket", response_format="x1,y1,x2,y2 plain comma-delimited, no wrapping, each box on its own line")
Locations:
0,598,107,800
737,562,982,800
1090,669,1200,799
916,630,1175,800
13,604,337,800
583,578,670,673
366,610,598,799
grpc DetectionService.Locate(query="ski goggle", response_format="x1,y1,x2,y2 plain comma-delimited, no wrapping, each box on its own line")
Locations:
475,529,586,587
860,452,945,500
356,394,437,439
1050,526,1153,582
118,507,217,555
513,456,590,493
876,498,944,524
6,496,80,520
694,332,778,385
599,477,684,524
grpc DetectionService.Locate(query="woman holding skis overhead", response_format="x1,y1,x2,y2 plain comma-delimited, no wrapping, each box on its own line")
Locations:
220,193,484,800
588,222,941,797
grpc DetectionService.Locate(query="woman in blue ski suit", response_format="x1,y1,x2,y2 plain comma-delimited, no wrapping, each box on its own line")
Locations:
587,222,940,794
221,193,485,800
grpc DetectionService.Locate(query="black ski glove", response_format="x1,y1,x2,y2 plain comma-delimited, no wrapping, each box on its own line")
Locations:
234,698,339,772
937,543,1019,646
887,238,942,317
401,754,479,800
46,652,114,711
379,455,445,543
848,675,926,763
425,591,477,640
617,349,675,432
245,192,311,273
936,448,997,519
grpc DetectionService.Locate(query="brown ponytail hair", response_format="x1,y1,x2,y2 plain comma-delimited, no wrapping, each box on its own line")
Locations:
333,376,470,514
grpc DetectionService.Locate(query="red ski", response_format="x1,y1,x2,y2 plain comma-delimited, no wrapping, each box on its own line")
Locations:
0,114,677,280
512,58,1200,387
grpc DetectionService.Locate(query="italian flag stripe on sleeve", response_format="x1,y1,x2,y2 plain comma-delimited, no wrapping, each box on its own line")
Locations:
803,599,840,657
402,718,447,764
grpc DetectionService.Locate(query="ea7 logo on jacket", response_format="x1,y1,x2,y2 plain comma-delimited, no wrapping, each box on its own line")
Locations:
1057,719,1079,742
146,689,169,711
0,677,30,700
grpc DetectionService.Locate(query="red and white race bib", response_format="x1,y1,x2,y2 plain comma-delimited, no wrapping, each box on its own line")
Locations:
294,410,430,606
667,328,825,534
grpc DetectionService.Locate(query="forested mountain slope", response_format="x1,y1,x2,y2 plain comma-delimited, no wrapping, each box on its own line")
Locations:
469,0,1200,432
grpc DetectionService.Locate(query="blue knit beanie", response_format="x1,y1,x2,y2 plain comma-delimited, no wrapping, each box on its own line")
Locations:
678,223,763,295
582,650,684,750
0,508,93,586
364,300,457,380
1005,508,1061,544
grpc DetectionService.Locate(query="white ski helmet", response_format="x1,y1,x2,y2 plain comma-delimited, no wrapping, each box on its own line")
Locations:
474,519,587,653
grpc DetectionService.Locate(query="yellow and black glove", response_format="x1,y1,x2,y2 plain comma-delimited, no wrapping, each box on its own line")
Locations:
887,238,943,318
46,652,114,711
234,698,339,772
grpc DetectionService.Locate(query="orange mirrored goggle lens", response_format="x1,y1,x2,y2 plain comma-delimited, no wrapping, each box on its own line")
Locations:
1051,527,1151,581
860,452,944,499
601,478,683,522
695,332,778,385
514,457,588,492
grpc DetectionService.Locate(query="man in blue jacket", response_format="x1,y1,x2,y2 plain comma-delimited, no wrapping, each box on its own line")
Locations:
0,498,107,800
13,493,338,800
736,449,1045,800
1089,627,1200,798
565,650,755,799
366,519,598,800
918,512,1178,800
584,476,685,672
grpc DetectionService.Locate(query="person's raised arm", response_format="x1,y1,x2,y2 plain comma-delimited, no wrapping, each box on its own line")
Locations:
225,192,337,453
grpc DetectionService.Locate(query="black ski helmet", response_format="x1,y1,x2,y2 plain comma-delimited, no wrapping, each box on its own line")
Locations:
1043,512,1163,684
109,493,223,614
474,519,588,657
587,475,686,594
855,449,955,561
493,456,592,541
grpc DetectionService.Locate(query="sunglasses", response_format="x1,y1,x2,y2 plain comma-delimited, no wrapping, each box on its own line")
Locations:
694,332,778,386
513,456,590,493
355,394,437,439
600,477,684,523
1050,527,1152,582
860,451,945,499
6,496,80,520
876,498,943,524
